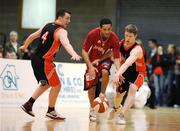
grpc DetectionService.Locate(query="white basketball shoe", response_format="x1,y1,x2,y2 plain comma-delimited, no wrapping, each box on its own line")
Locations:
89,108,97,122
108,105,122,120
116,113,126,124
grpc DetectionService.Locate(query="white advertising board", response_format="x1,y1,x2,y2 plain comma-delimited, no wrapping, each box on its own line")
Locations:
0,59,88,107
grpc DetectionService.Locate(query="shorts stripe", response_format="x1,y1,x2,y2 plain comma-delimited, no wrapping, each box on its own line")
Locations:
134,74,144,88
44,60,60,87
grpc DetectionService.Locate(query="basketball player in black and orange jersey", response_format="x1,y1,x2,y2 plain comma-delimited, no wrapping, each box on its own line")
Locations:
108,24,147,124
19,9,81,120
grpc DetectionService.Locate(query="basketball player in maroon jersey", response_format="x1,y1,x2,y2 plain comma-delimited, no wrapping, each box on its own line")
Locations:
82,18,120,121
19,9,81,120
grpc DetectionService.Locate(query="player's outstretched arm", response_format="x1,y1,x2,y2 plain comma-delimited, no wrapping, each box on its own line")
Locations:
116,46,142,76
112,46,142,86
19,28,42,52
58,29,81,61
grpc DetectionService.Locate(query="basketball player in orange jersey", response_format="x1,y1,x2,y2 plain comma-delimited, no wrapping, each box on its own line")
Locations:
19,9,81,120
82,18,121,121
108,24,147,124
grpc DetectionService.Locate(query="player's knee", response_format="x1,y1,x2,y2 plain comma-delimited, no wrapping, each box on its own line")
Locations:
116,92,121,98
88,87,95,94
128,84,138,95
52,84,61,90
116,92,125,98
102,69,109,76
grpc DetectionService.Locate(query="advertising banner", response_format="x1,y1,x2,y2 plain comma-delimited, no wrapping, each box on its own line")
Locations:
0,59,88,107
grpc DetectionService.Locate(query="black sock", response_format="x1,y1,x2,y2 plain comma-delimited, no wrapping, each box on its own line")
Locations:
28,97,35,105
47,107,55,113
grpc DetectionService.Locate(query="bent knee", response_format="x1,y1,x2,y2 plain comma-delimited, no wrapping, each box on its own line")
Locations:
52,84,61,89
128,84,138,94
116,92,126,98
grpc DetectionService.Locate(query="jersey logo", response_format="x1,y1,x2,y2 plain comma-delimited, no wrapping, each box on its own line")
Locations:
97,40,101,44
93,45,105,54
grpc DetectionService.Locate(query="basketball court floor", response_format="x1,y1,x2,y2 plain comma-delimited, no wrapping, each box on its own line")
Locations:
1,107,180,131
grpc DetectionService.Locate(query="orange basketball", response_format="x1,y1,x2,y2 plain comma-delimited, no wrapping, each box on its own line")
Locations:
92,97,109,113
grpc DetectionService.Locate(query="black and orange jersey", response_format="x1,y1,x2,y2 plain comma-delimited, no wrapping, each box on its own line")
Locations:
119,40,146,77
116,40,147,92
34,22,62,61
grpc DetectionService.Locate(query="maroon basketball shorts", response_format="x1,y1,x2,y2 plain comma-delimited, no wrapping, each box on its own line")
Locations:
84,59,112,90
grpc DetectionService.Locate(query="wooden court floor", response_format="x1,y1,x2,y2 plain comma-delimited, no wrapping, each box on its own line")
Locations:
0,107,180,131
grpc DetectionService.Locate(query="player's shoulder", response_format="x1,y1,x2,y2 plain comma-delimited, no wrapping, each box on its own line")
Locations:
109,32,119,43
132,44,143,53
41,22,58,32
59,27,66,32
87,27,99,36
43,22,53,28
55,28,67,40
110,32,119,39
111,31,118,37
57,28,67,34
135,44,143,50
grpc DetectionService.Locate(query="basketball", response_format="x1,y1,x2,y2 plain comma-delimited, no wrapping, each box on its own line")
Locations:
92,97,109,113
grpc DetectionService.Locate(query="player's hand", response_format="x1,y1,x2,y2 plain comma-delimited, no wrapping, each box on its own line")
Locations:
92,59,100,66
71,54,82,61
19,45,28,52
88,65,98,79
99,93,105,100
111,74,125,88
119,74,125,85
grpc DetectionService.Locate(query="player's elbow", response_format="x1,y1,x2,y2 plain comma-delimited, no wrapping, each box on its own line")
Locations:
28,33,39,41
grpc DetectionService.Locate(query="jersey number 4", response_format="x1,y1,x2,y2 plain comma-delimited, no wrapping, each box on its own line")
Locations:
41,31,49,44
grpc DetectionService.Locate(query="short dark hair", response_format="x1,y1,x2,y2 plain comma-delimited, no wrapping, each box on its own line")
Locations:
148,39,158,46
125,24,138,35
6,47,14,53
99,18,112,28
148,39,157,44
56,9,71,19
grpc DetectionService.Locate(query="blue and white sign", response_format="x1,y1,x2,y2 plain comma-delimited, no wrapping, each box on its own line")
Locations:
0,59,89,107
0,64,19,90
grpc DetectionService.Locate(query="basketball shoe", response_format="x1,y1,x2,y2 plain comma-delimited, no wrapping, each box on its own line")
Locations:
21,102,35,117
116,112,126,124
107,105,122,120
46,110,65,120
89,108,96,122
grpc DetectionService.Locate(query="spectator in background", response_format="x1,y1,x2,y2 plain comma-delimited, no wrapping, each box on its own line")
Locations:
5,31,22,59
164,44,176,106
174,47,180,108
146,39,158,108
0,45,3,58
148,39,158,61
5,48,17,59
151,45,167,106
